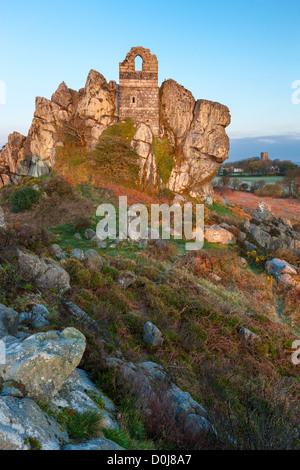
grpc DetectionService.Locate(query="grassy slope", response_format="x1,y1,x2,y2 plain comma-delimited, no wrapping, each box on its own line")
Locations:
1,174,299,450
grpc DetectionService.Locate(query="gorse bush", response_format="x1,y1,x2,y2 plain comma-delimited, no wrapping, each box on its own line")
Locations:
9,186,40,213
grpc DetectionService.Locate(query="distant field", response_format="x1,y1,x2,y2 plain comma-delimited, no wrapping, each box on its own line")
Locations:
214,175,284,185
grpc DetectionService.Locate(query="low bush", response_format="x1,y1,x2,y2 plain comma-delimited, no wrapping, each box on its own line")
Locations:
45,175,74,198
91,135,140,188
255,183,285,198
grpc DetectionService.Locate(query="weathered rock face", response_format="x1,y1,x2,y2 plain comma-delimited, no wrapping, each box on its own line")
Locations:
168,101,230,202
0,69,230,201
244,202,300,254
0,70,117,183
160,79,195,146
0,396,68,450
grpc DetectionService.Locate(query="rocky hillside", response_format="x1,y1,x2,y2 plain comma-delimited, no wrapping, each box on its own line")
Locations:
0,175,299,450
0,71,230,203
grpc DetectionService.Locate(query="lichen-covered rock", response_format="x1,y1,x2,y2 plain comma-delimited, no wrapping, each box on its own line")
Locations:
49,244,64,259
84,249,103,270
117,271,136,289
0,304,19,340
244,203,300,254
19,304,50,329
240,327,260,346
50,369,118,430
61,299,100,331
84,228,96,239
17,250,70,293
70,248,84,261
0,396,68,450
143,322,163,346
63,438,124,451
204,225,236,245
0,328,86,402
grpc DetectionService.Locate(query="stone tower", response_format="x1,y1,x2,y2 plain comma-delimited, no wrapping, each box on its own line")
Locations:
119,47,159,136
261,152,269,162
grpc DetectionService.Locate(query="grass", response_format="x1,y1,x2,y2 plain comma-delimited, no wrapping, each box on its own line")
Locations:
40,405,102,440
153,137,175,184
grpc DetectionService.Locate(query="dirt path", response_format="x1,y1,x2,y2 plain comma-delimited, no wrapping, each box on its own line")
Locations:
214,188,300,222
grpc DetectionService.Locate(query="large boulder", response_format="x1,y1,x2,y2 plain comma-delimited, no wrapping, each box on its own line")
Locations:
0,396,68,450
204,225,236,245
17,250,70,293
0,328,86,402
0,304,19,340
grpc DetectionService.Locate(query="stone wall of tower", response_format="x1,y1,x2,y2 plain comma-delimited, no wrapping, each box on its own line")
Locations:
119,47,159,136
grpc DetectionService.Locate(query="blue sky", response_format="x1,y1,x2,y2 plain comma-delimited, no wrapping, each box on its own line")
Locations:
1,0,299,163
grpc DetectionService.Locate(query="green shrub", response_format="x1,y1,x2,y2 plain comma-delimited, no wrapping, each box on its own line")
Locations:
91,133,140,188
9,186,40,213
102,118,136,142
153,138,174,184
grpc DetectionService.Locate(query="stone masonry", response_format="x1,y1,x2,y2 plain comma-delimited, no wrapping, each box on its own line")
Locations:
119,47,159,136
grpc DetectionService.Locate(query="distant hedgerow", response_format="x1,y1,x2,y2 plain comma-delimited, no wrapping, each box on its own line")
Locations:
9,186,40,213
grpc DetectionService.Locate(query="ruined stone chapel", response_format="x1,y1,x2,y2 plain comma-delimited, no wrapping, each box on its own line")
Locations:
118,47,159,136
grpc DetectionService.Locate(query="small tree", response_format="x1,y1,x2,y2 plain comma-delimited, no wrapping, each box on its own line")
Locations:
220,174,231,188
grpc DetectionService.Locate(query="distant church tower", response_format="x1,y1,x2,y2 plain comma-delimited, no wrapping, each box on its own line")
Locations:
261,152,269,162
119,47,159,136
